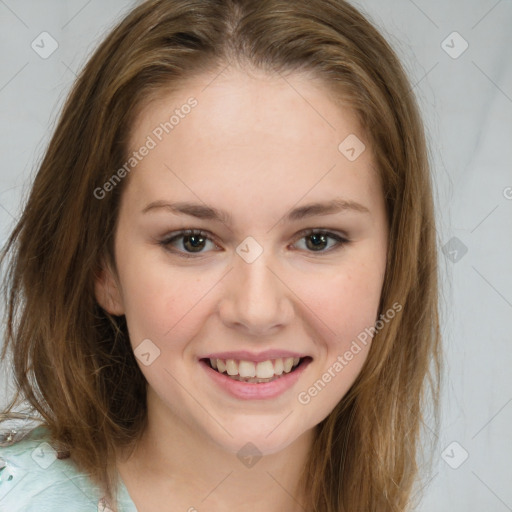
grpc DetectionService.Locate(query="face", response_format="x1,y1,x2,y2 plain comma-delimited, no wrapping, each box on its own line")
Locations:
95,67,388,456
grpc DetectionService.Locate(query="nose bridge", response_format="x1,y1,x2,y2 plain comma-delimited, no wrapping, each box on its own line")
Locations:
219,240,293,333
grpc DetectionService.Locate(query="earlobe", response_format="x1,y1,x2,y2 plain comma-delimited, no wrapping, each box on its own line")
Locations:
94,262,125,316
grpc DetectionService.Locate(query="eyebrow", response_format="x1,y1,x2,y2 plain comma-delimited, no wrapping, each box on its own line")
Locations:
141,198,370,224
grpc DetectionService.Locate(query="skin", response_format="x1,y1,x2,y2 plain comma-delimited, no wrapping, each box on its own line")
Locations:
95,65,388,511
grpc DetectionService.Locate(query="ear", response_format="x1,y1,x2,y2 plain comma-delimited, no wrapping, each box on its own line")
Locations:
94,258,125,316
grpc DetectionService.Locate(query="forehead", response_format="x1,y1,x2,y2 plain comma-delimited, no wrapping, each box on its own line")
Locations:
123,67,380,223
131,67,363,154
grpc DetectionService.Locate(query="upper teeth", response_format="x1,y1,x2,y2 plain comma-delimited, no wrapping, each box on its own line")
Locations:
210,357,301,378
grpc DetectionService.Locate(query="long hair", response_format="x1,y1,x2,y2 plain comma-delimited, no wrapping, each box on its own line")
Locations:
0,1,442,510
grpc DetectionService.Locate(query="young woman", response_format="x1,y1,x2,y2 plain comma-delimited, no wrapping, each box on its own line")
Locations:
0,0,441,510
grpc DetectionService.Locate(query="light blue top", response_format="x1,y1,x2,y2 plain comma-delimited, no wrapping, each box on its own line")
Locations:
0,425,137,511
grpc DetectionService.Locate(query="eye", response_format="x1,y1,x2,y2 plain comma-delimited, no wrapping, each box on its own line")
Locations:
159,228,349,258
159,229,219,257
292,229,349,253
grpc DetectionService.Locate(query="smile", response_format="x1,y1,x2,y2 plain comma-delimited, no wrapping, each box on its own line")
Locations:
207,357,304,383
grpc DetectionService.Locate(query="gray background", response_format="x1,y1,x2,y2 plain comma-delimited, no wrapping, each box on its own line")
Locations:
0,1,511,510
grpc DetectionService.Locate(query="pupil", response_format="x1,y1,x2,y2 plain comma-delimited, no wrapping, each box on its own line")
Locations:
307,233,327,251
184,235,205,252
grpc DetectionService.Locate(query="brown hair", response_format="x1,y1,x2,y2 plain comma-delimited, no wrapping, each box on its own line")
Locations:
0,0,442,510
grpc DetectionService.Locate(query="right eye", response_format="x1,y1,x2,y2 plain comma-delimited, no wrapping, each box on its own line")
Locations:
159,229,221,258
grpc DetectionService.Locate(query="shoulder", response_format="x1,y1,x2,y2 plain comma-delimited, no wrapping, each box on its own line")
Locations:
0,424,106,511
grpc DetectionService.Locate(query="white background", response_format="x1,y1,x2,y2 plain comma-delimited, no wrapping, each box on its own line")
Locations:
0,1,511,510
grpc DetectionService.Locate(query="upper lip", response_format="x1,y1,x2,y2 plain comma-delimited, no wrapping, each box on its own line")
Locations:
200,350,310,362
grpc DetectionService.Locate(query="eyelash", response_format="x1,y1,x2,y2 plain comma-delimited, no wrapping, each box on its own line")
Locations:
158,228,350,258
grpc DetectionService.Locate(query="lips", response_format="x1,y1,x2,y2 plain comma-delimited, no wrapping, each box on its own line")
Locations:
199,355,312,399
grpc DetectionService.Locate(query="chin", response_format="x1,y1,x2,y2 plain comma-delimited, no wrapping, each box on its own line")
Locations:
208,419,307,458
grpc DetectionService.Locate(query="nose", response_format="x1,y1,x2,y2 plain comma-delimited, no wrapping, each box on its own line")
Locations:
217,248,295,336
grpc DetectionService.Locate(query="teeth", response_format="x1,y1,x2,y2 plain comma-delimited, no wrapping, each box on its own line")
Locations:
256,360,274,379
226,359,238,376
208,356,302,379
239,360,256,378
283,357,294,373
217,359,226,373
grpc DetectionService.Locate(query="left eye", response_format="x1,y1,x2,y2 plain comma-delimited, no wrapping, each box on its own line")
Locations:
159,229,349,257
293,229,349,252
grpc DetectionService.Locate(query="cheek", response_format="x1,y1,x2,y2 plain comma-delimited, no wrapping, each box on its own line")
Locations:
300,257,384,343
116,247,205,344
293,257,384,410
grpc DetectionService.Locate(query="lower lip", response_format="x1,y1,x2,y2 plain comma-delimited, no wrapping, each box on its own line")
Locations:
200,358,312,400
